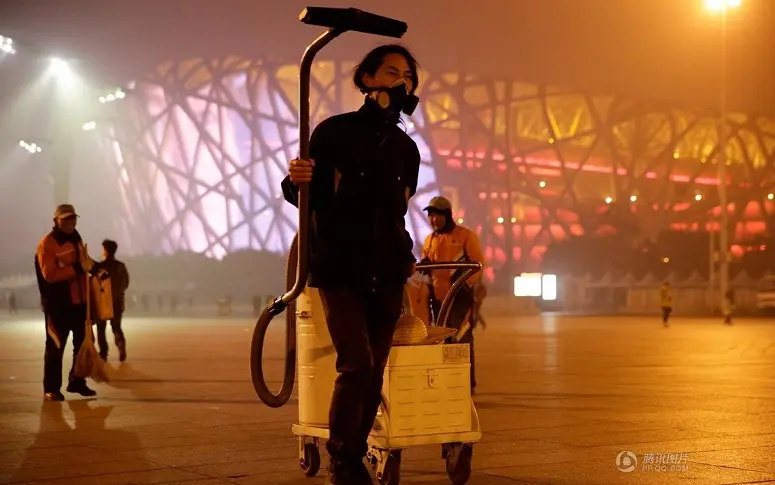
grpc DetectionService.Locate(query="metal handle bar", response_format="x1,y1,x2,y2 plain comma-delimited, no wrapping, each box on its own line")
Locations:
415,262,482,272
414,261,483,328
265,28,340,318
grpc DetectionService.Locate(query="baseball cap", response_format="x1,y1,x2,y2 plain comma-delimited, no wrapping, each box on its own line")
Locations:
54,204,78,220
423,196,452,212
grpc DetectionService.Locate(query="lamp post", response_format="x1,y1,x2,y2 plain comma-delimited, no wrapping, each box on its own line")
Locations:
3,35,129,205
704,0,740,310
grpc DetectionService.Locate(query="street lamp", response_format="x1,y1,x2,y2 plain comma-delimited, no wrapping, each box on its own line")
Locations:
0,35,15,54
98,88,127,104
705,0,741,312
49,57,76,87
50,57,69,75
19,140,42,153
704,0,741,11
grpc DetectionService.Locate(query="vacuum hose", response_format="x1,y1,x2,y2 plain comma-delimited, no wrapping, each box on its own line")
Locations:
250,235,298,408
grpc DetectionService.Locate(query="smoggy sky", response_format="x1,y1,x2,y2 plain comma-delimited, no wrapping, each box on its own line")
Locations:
1,0,773,115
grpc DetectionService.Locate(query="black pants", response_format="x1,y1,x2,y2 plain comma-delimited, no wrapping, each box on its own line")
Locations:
43,305,87,393
661,306,672,324
318,284,404,462
96,313,124,358
458,327,476,389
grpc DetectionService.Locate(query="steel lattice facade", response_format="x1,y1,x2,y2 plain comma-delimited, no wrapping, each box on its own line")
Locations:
102,56,775,281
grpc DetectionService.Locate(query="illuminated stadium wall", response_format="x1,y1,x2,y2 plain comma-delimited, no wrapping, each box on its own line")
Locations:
102,56,775,280
105,58,438,260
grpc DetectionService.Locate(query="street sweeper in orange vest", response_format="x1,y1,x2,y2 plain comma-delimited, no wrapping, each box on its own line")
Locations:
35,203,100,401
407,195,486,392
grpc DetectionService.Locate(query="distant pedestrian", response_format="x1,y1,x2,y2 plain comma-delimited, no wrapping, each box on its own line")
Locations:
94,239,130,362
473,281,487,329
723,289,734,325
660,281,673,327
7,291,17,315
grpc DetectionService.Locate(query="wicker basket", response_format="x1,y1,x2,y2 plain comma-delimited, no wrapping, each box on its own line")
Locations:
392,314,456,346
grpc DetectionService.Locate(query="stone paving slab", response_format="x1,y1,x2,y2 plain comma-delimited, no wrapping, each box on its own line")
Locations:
2,312,775,484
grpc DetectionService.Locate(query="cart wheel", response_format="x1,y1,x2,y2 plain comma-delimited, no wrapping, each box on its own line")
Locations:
300,442,320,477
445,444,472,485
377,450,401,485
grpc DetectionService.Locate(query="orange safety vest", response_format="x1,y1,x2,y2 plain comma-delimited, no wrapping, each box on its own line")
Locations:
36,232,88,307
407,225,485,325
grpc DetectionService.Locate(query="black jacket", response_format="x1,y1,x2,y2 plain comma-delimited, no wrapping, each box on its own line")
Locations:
95,257,130,313
281,101,421,289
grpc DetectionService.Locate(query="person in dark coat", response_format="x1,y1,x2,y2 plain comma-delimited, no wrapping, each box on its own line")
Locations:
94,239,130,362
281,44,422,484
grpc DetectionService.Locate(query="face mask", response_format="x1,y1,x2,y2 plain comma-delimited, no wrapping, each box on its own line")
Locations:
369,80,419,116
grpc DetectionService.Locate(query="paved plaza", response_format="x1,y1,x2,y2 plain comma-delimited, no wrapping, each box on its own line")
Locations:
1,311,775,484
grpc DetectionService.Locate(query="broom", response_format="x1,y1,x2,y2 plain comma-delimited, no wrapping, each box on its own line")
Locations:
74,254,110,383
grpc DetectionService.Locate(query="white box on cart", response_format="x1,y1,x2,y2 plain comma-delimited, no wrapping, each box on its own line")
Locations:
372,343,472,439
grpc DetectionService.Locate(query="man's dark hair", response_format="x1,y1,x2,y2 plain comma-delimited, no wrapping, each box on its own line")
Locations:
102,239,118,257
352,44,420,94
